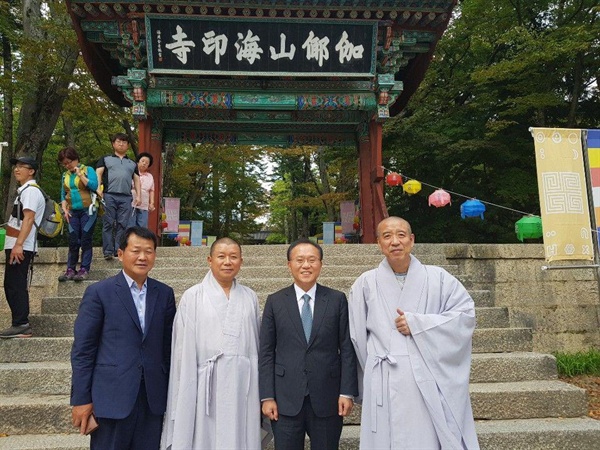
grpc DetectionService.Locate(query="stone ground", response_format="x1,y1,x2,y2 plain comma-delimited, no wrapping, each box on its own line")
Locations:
562,376,600,420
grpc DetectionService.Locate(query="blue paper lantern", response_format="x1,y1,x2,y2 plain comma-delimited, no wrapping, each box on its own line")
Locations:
460,199,486,220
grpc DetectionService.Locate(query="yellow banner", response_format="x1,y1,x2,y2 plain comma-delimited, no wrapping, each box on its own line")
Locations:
532,128,594,261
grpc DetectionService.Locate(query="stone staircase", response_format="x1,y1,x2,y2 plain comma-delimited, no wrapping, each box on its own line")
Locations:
1,244,599,449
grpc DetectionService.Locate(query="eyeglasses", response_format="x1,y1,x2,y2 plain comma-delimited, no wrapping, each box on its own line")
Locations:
14,164,33,170
61,159,75,168
292,257,321,266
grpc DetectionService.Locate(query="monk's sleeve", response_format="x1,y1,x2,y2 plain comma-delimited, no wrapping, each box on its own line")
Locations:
161,290,199,450
348,275,369,403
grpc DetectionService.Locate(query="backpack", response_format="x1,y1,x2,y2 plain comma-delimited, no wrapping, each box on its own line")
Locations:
18,183,64,238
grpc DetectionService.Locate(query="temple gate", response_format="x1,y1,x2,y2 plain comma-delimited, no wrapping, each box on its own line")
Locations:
66,1,456,242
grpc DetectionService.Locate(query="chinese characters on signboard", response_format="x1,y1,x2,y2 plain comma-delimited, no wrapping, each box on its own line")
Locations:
147,16,376,76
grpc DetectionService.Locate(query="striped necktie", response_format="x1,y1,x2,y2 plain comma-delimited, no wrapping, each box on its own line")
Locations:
301,294,312,342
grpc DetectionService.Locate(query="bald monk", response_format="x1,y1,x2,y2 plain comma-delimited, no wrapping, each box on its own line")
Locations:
161,237,262,450
349,217,480,449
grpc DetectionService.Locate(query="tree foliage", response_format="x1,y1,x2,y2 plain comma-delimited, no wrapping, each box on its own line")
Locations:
164,143,267,240
267,145,358,241
382,0,599,242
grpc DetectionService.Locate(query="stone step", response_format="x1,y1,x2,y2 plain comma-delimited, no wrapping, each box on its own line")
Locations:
470,380,588,420
51,275,475,298
274,419,600,449
0,381,586,435
476,307,509,328
3,418,599,450
0,362,71,395
344,379,587,425
0,395,73,435
0,353,558,397
41,288,495,315
0,328,530,363
0,338,72,363
0,434,88,450
79,264,461,281
30,306,510,338
472,328,533,353
470,353,557,383
474,417,600,450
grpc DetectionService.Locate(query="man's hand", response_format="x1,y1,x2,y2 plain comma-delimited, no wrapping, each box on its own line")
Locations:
261,399,279,421
395,308,411,336
338,396,354,417
72,403,94,435
9,243,24,264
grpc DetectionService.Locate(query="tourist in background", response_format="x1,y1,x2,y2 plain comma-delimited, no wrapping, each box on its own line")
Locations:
0,157,45,338
96,133,140,260
129,152,155,228
57,147,99,282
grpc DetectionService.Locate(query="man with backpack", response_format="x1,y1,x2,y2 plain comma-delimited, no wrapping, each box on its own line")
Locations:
1,156,45,338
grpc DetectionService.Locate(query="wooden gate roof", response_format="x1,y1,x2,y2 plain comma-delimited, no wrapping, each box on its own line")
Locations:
66,1,456,146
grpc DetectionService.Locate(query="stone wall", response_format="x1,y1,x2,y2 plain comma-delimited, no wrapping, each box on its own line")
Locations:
446,244,600,353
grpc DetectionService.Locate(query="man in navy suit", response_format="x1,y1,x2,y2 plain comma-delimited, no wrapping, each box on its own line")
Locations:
259,239,358,450
71,226,176,450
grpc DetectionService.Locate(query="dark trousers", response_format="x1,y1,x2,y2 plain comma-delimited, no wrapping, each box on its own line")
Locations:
102,193,133,257
67,209,97,271
271,395,343,450
4,249,34,326
91,381,163,450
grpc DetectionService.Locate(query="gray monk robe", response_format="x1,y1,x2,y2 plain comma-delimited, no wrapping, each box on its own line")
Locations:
349,255,480,450
161,271,262,450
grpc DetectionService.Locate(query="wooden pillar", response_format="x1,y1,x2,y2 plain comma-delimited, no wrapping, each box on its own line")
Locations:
358,120,388,243
138,118,162,236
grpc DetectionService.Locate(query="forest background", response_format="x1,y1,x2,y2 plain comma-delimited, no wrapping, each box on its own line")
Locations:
0,0,598,245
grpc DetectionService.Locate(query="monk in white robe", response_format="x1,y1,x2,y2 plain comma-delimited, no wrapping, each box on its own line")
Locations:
161,238,262,450
349,217,479,450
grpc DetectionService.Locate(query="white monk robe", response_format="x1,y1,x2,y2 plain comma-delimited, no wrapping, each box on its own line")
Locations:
161,271,262,450
349,255,480,450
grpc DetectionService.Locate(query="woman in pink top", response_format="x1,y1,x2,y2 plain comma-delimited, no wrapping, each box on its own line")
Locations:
129,152,155,228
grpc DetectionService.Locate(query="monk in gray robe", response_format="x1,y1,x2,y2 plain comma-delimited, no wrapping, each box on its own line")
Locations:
161,238,262,450
349,217,479,450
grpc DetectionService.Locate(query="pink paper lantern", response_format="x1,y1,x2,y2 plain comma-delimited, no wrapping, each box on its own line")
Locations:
428,189,452,208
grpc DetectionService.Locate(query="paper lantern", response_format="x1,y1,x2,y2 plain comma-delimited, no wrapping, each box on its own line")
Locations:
386,172,403,186
515,215,543,241
428,189,451,208
460,199,486,220
353,222,360,230
403,179,422,195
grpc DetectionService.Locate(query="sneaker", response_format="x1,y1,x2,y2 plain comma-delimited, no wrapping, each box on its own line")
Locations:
104,254,113,261
58,268,76,282
0,323,33,338
73,268,89,282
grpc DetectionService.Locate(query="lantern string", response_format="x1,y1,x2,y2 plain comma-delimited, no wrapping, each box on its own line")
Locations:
383,167,537,217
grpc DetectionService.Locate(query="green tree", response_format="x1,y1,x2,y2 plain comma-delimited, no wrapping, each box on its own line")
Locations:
165,143,267,240
383,0,599,242
1,0,80,219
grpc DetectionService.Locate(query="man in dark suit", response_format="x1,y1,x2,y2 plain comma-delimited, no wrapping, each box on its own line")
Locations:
71,226,176,450
259,239,358,450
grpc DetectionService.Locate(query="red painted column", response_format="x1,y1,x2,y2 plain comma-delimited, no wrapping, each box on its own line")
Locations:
357,120,388,243
369,121,388,229
138,118,162,236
